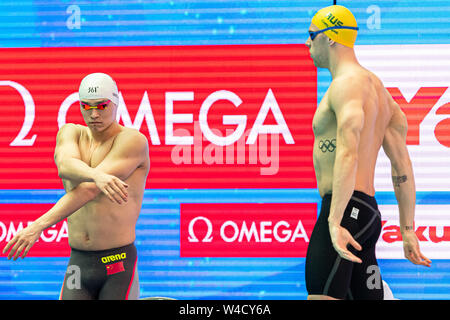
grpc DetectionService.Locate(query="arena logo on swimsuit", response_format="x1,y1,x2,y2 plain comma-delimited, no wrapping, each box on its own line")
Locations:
101,253,126,264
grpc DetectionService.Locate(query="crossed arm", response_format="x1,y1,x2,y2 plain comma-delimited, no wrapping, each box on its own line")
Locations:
2,124,149,260
55,124,130,204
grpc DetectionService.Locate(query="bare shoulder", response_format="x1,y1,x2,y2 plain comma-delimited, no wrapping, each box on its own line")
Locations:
114,127,149,153
329,72,370,108
117,126,148,142
55,123,86,145
386,91,408,135
57,123,83,136
54,124,85,163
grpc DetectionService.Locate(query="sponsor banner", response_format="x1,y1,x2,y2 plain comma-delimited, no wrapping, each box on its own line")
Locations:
0,44,317,189
376,204,450,259
180,203,317,257
0,204,69,257
356,44,450,191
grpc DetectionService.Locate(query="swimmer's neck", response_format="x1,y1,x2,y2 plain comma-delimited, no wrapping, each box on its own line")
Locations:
88,121,122,143
327,46,360,79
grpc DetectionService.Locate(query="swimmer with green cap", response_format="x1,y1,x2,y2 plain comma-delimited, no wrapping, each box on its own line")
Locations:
304,5,431,301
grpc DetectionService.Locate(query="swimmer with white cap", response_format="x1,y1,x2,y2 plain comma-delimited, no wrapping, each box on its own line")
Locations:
79,72,119,107
3,73,150,300
303,5,431,300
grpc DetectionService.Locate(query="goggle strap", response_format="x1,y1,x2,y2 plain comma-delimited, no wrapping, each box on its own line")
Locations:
309,25,359,39
318,26,359,32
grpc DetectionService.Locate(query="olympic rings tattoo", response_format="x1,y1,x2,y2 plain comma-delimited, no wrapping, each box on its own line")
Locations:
318,139,336,153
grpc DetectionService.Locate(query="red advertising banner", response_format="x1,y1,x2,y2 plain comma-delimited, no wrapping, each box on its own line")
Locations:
0,203,69,257
0,44,317,189
180,203,317,257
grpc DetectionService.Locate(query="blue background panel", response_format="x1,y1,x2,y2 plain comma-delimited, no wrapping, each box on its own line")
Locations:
1,190,449,299
0,1,449,48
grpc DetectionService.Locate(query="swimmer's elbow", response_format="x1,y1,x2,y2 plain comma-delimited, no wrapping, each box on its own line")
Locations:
338,148,359,166
75,182,101,201
383,136,412,174
55,157,74,180
57,163,69,180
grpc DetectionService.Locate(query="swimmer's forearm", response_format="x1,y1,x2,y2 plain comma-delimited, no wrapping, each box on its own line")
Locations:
33,183,99,231
328,150,358,226
57,158,101,183
391,165,416,233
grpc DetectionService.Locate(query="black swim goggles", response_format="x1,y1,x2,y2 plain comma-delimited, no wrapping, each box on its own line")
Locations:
308,26,359,41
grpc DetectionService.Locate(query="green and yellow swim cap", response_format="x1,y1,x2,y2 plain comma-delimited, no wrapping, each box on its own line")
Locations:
311,5,358,48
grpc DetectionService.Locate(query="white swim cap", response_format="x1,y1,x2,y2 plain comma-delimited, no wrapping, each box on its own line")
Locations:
78,73,119,105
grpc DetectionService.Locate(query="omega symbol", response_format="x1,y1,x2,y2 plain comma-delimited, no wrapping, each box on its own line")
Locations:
188,216,213,242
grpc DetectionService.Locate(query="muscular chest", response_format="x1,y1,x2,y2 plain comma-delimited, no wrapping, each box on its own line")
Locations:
79,134,115,168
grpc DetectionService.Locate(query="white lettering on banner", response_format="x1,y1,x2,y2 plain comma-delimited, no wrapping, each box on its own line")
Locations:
116,92,161,145
356,44,450,191
0,81,37,146
59,91,163,145
0,220,68,243
58,92,79,129
165,91,195,145
247,88,294,145
10,83,293,149
6,221,26,242
188,217,309,244
0,222,4,242
199,90,246,146
41,222,69,242
221,221,239,242
376,205,450,259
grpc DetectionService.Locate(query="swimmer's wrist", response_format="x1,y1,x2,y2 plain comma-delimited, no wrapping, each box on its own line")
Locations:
31,217,48,233
91,168,103,182
401,225,414,235
327,218,340,228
